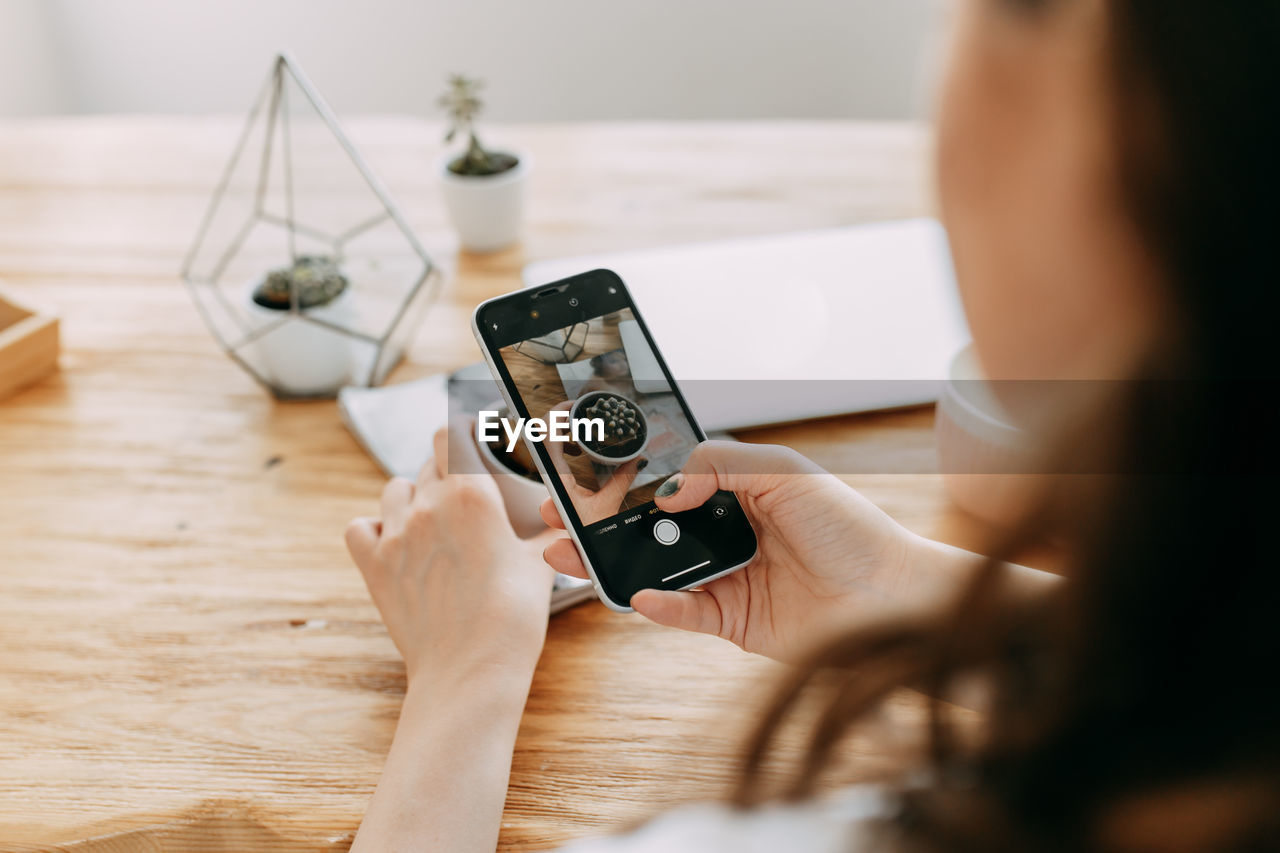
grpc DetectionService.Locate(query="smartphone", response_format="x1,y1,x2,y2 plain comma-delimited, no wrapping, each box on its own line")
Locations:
472,269,758,611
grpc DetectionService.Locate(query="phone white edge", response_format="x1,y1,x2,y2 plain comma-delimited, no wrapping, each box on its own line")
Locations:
470,286,759,613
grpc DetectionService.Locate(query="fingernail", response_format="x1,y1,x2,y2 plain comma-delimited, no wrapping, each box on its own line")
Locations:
655,473,684,498
637,458,649,471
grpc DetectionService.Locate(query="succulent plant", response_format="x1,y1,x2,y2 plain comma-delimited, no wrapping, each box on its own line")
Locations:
253,255,348,310
438,74,519,177
580,393,646,457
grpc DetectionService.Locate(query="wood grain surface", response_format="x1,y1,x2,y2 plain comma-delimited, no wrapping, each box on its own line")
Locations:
0,117,994,851
0,287,59,403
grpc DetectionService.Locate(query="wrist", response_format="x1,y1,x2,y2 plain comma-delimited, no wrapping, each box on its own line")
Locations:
903,533,982,604
905,535,1059,603
416,639,543,686
404,659,537,718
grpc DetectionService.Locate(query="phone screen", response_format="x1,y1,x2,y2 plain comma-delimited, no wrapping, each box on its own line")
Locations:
474,270,757,608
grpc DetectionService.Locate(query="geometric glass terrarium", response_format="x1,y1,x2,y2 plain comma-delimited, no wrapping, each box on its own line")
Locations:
180,53,440,399
512,324,589,365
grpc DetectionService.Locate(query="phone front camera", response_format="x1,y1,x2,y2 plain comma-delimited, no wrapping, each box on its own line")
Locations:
569,297,580,307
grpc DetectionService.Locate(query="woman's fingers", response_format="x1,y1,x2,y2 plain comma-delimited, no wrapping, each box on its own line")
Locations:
630,588,724,637
542,537,589,578
654,441,817,513
432,418,487,479
344,517,380,568
539,497,567,530
380,477,415,532
521,529,564,583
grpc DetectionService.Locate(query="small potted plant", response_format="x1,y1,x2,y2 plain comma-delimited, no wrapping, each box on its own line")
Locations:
572,391,649,464
244,254,353,397
437,74,527,252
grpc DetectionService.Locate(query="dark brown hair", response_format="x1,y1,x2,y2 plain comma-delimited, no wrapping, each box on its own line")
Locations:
738,3,1280,850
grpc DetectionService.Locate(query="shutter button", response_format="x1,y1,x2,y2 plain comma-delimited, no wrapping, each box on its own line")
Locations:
653,519,680,545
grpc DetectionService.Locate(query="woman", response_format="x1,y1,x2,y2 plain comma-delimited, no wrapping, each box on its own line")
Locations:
343,0,1280,849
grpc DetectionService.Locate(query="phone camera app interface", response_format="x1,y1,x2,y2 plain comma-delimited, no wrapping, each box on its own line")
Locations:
498,308,700,529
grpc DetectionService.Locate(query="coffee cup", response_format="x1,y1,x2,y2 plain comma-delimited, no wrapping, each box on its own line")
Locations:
935,345,1041,526
475,401,551,539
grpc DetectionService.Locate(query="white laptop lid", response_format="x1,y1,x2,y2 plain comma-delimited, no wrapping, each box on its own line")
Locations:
522,218,970,431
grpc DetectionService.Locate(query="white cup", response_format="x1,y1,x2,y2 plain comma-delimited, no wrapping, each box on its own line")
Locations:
475,420,550,539
935,345,1042,526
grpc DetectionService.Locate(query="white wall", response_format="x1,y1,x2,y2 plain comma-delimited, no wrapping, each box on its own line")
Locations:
0,0,72,114
2,0,944,120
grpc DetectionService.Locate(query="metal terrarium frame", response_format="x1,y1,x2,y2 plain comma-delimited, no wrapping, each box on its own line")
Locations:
511,323,590,365
180,52,441,399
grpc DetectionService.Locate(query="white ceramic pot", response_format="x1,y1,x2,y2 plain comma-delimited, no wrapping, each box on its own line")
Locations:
438,150,528,252
475,419,550,539
935,345,1042,526
243,280,353,398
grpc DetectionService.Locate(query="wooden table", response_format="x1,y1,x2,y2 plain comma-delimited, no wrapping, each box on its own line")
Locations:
0,118,985,851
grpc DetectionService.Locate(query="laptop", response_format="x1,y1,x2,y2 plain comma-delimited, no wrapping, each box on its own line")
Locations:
522,218,971,431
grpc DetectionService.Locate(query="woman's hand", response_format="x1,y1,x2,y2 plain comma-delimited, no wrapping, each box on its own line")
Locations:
344,420,559,853
541,441,964,662
345,420,559,685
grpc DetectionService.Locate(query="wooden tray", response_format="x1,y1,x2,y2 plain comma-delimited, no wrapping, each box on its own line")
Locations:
0,285,59,401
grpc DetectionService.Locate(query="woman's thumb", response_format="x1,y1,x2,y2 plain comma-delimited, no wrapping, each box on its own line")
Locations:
631,588,723,637
653,440,815,513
